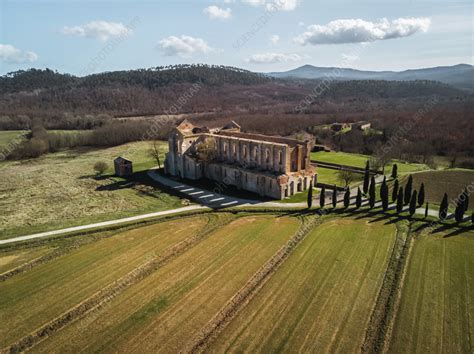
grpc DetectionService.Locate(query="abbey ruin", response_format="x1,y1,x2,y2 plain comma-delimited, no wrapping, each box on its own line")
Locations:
164,119,317,199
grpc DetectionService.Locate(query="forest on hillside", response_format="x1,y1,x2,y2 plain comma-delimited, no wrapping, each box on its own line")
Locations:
0,65,472,162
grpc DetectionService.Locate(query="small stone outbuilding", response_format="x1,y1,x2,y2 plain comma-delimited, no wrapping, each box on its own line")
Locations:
114,157,133,177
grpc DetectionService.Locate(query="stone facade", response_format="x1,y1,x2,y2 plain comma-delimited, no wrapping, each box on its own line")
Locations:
164,120,317,199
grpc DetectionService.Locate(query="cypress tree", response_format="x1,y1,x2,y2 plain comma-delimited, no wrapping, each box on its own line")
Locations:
381,176,389,211
344,188,350,209
356,187,362,209
404,175,413,205
396,186,404,213
307,182,313,209
391,163,398,179
418,183,425,207
320,185,326,209
454,199,465,223
409,190,417,217
392,179,399,202
425,202,429,218
439,193,448,220
463,188,469,211
369,175,376,209
332,186,337,209
363,160,370,194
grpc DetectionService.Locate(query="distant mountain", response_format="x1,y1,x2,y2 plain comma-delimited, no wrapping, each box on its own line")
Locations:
268,64,474,91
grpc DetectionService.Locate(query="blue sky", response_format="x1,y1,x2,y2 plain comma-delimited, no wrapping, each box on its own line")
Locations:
0,0,472,75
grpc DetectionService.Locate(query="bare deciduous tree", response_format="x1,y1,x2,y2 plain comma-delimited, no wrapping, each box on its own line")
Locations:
337,169,355,187
149,141,162,169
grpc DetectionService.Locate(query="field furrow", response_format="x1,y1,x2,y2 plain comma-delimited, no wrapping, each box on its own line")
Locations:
29,215,301,353
0,215,211,348
388,231,474,353
208,217,396,353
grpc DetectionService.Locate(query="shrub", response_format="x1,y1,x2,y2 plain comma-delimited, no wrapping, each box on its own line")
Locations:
94,161,109,175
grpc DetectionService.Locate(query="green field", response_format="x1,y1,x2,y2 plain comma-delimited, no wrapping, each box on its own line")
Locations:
317,166,363,186
26,214,300,352
0,141,181,239
210,217,396,352
312,151,428,174
0,130,26,153
388,229,474,353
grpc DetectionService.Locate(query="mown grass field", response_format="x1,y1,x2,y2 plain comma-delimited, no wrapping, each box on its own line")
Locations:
0,215,210,347
210,217,396,353
312,151,428,174
388,229,474,353
317,166,363,186
278,167,362,203
27,214,300,352
0,141,181,239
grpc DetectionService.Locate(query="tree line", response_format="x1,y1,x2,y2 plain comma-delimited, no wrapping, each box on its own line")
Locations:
307,162,473,225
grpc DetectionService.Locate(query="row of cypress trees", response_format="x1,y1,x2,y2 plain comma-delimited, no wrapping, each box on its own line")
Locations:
309,160,471,224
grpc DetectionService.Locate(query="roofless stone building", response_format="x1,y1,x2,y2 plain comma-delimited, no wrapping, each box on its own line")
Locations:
164,119,317,199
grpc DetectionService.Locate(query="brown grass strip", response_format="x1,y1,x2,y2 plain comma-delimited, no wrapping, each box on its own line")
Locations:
0,212,216,283
362,222,414,354
184,214,320,354
0,247,80,282
1,214,232,354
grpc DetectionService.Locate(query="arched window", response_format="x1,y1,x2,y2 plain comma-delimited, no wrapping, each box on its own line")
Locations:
223,142,227,154
253,146,258,160
278,150,283,164
243,145,247,158
266,149,270,163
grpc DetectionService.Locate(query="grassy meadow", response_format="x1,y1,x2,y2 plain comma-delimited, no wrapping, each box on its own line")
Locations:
0,130,26,153
0,140,181,239
312,151,429,174
388,229,474,353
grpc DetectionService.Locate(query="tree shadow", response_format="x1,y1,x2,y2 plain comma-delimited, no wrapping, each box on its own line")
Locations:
78,173,115,180
95,179,136,191
443,225,474,238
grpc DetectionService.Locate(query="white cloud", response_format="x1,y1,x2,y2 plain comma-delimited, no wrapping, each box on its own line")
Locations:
341,53,359,62
158,35,213,57
295,17,431,45
203,6,232,20
241,0,299,11
0,44,38,63
270,35,280,45
246,52,302,64
242,0,266,6
61,21,133,42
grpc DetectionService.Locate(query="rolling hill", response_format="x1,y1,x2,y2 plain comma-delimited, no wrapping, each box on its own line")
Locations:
268,63,474,91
